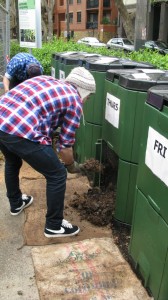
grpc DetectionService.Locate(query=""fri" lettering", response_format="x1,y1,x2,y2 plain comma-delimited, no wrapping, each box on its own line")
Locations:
154,140,167,158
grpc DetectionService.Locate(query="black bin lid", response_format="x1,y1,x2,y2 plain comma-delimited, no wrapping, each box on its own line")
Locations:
106,69,143,82
59,51,82,64
119,71,168,91
147,85,168,111
130,60,155,69
85,56,126,72
106,69,165,83
51,51,78,61
85,57,154,72
60,52,101,65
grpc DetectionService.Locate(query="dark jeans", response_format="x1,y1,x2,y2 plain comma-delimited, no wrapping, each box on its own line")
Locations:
0,131,67,229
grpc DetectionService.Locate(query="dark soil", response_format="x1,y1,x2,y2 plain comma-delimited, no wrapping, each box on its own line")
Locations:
69,156,131,264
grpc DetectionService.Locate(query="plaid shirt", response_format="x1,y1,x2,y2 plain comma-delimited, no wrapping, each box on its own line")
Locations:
0,75,83,148
5,53,43,82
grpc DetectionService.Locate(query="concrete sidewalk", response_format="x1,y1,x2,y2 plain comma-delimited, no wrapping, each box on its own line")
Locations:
0,182,40,300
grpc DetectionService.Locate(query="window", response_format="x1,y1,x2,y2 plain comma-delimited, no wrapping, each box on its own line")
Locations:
69,12,73,23
60,0,64,5
69,0,73,4
111,38,118,44
77,0,81,3
77,12,81,23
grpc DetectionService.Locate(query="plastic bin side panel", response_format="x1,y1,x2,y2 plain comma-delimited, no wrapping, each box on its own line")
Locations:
102,79,121,154
51,56,56,78
137,103,168,224
158,249,168,300
131,91,147,163
84,123,102,160
73,119,85,164
129,189,168,299
118,87,137,161
103,84,138,161
114,160,138,225
84,71,106,125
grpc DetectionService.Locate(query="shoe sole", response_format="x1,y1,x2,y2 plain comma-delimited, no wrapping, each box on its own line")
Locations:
44,228,80,238
10,197,34,216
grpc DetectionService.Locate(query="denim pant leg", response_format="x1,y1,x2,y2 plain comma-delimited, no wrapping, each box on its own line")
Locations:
0,142,23,208
0,131,67,229
23,145,67,230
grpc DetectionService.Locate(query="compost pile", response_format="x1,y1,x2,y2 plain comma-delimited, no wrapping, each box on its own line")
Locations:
70,158,131,262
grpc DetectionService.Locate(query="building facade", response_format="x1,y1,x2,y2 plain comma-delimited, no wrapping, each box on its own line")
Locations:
135,0,168,50
53,0,118,42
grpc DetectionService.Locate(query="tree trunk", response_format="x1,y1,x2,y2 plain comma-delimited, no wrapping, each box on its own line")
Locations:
41,0,55,41
42,18,48,42
114,0,135,40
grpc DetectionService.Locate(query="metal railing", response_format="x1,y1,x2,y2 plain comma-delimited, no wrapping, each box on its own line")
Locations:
87,0,99,9
0,3,10,92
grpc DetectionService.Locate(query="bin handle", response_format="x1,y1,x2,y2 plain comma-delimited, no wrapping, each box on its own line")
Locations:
147,195,160,214
107,141,114,151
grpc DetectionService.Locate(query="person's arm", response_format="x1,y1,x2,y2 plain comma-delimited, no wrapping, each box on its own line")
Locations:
3,75,10,93
57,101,83,173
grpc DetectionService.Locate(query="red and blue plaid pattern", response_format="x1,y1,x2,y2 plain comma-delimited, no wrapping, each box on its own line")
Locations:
0,75,83,149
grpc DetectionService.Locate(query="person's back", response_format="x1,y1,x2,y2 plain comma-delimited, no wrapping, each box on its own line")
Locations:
0,75,82,147
3,52,43,92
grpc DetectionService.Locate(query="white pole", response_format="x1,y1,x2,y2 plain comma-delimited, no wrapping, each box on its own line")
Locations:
6,0,10,57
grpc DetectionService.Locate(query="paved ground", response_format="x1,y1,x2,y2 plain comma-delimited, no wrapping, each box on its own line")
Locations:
0,161,153,300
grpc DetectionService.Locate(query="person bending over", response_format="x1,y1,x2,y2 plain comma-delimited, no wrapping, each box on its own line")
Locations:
0,67,96,238
3,52,43,93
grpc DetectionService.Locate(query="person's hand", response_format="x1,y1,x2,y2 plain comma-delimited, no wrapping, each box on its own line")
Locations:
59,147,74,165
66,161,81,174
3,76,10,93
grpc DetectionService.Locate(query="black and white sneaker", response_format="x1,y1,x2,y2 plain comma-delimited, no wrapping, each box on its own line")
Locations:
10,194,33,216
44,219,80,238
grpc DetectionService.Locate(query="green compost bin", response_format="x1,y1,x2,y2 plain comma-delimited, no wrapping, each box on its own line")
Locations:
136,85,168,225
102,69,168,163
129,86,168,299
114,159,138,225
74,119,102,164
51,52,72,79
74,58,154,166
51,51,86,79
129,188,168,300
51,53,57,78
102,70,168,225
84,57,154,126
58,52,101,79
52,51,103,165
74,56,134,164
74,55,121,164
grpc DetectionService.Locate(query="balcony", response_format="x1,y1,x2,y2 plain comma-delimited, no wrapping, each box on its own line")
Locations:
103,0,111,7
87,0,111,9
87,0,99,9
86,22,98,29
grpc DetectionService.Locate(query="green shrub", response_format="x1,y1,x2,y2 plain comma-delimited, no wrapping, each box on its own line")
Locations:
10,38,168,75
